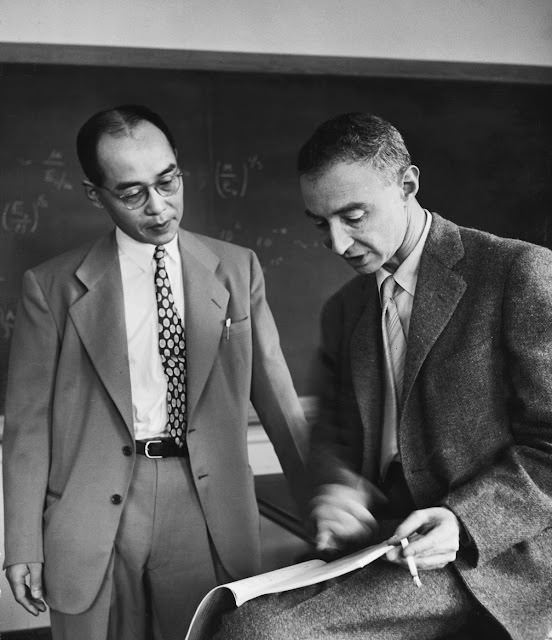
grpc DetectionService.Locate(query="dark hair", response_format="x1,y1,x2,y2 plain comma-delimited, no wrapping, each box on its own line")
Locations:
76,104,177,185
297,112,411,184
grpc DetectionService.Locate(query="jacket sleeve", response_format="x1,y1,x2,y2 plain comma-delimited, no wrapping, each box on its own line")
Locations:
307,291,379,507
445,244,552,566
3,269,59,567
248,251,310,512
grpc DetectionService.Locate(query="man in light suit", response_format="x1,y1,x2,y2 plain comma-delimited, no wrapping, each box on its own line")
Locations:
213,113,552,639
2,105,308,640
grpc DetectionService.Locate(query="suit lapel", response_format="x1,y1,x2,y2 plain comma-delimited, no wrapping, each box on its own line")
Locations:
350,276,384,481
70,233,134,435
402,215,467,407
178,230,229,421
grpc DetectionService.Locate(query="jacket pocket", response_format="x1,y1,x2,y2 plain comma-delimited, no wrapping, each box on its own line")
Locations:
224,315,251,337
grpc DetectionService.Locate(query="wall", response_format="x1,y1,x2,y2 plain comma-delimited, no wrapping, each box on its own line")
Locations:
0,0,551,66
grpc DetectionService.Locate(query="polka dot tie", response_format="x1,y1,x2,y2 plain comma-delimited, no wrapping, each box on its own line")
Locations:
154,245,187,447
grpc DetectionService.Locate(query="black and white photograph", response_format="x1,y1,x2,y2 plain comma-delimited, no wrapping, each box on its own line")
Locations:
0,2,551,639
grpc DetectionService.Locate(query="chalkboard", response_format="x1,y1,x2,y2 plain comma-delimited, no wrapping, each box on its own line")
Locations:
1,62,551,410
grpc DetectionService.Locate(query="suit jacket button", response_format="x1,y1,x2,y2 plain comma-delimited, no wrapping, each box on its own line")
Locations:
111,494,122,505
122,446,132,456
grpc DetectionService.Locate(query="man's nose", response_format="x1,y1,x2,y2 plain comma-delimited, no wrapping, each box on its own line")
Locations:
144,187,166,215
327,220,354,255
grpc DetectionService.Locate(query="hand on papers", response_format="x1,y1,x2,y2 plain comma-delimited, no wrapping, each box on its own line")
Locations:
386,507,460,570
5,562,47,615
311,483,379,552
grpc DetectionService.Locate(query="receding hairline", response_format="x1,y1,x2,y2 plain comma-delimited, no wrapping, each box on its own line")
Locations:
93,119,177,180
96,118,173,148
76,104,177,185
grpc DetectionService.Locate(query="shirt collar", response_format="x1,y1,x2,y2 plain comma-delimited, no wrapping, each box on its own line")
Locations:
376,210,432,297
115,227,180,272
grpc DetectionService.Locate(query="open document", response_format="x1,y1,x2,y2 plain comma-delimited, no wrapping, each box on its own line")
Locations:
185,540,394,640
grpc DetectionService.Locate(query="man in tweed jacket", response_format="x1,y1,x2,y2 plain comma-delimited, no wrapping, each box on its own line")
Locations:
214,113,552,640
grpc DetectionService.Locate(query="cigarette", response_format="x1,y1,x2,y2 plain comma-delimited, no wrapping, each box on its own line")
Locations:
400,537,422,588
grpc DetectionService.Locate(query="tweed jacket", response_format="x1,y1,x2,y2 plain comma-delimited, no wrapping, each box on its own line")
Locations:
310,214,552,640
3,228,308,614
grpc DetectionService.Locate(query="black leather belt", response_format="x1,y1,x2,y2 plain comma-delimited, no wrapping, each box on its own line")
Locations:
135,439,188,459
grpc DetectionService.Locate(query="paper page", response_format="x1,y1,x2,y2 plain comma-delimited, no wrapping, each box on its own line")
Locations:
185,560,326,640
228,559,327,606
245,541,393,598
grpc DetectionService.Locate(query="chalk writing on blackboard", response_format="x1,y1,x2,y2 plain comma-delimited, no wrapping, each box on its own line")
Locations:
247,154,263,171
256,236,273,248
293,239,322,250
1,194,47,235
214,154,263,199
215,161,247,199
219,220,243,243
43,150,73,191
0,305,15,341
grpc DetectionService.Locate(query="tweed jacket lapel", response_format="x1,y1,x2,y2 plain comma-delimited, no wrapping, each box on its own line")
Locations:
350,214,467,479
70,232,134,435
402,214,467,408
177,230,229,422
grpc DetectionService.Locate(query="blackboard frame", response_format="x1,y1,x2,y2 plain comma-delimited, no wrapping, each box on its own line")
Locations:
0,42,551,85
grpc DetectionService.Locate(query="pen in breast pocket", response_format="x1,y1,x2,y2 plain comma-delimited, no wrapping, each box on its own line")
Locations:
225,318,231,340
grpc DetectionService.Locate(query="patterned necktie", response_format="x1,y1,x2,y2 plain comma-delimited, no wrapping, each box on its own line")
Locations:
153,245,187,447
379,275,407,479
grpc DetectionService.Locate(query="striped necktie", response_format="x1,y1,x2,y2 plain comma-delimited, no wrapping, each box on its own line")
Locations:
153,245,187,447
379,275,407,479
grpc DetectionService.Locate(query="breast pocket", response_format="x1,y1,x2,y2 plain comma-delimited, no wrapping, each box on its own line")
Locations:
224,315,251,338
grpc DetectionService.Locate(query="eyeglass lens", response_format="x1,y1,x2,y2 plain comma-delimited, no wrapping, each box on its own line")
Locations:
121,173,182,209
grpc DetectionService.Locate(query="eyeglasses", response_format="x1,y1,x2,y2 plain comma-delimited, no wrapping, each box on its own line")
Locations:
98,171,183,210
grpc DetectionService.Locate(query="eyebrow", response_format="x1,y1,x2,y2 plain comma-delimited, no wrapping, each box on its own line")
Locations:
305,202,368,219
113,163,177,191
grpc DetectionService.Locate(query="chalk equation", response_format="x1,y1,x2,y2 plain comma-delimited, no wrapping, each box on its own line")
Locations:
256,236,273,248
0,304,16,341
216,221,323,274
17,150,74,191
293,239,322,250
1,194,47,235
43,149,73,191
215,154,263,199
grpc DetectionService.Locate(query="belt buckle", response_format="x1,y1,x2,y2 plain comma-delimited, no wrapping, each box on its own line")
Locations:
144,439,163,459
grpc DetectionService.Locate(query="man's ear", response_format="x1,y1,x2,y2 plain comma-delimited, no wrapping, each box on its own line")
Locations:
83,180,104,209
401,165,420,200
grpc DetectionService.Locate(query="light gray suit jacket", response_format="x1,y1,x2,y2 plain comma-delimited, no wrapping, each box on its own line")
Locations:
310,214,552,640
3,228,308,614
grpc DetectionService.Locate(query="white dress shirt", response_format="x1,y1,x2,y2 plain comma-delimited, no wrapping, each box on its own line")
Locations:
376,210,432,338
376,211,432,468
116,228,184,441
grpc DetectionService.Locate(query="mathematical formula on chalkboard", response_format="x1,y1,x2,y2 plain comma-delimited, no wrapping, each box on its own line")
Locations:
1,149,72,235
